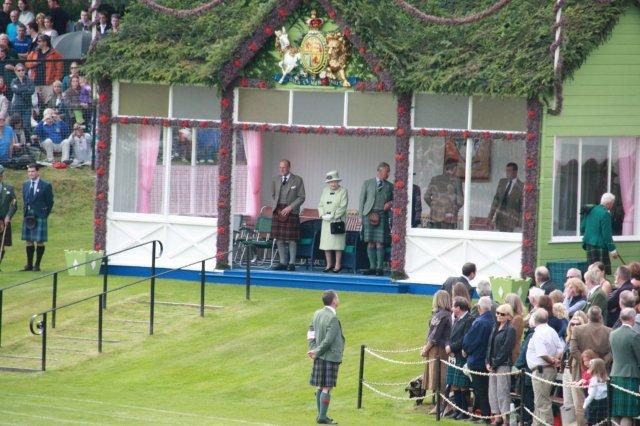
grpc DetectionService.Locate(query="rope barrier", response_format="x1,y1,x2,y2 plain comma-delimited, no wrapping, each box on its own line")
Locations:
440,358,521,377
361,381,434,401
610,382,640,398
363,380,415,387
365,345,422,354
524,406,553,426
364,348,434,365
524,371,585,389
438,392,518,420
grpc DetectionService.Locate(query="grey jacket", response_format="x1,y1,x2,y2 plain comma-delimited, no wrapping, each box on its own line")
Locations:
309,306,345,363
272,173,305,214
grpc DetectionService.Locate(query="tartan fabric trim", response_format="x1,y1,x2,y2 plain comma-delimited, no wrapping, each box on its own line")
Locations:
586,244,611,275
611,376,640,418
310,357,340,388
271,208,300,241
586,397,608,424
21,217,48,243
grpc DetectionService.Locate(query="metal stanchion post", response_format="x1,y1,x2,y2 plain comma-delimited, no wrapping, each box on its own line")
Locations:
519,369,525,426
51,272,58,328
102,256,108,309
150,241,156,335
357,345,365,409
41,313,47,372
0,290,3,348
436,356,442,421
98,294,103,353
200,260,205,317
245,243,251,301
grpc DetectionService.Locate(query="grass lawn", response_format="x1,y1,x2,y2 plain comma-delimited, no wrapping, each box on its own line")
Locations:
0,168,460,425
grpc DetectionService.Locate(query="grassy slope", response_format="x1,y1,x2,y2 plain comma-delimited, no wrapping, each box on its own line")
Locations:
0,169,459,425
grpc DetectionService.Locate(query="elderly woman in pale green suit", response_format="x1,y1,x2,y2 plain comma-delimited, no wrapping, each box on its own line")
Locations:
318,170,348,273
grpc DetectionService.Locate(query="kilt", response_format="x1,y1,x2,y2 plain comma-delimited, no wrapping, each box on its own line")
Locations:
0,222,12,246
585,244,611,275
586,397,608,424
271,205,300,241
310,357,340,388
611,376,640,418
446,356,471,388
362,211,389,243
22,217,48,243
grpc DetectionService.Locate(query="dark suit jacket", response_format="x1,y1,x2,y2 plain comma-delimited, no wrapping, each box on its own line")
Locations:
22,179,53,218
442,276,473,299
540,280,555,295
607,280,633,327
488,178,523,231
449,312,474,357
569,322,612,378
0,183,17,219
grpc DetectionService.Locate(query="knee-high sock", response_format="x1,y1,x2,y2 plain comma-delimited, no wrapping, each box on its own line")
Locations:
35,245,45,267
376,247,385,269
319,391,331,421
288,241,297,265
316,389,322,416
26,245,34,267
366,247,377,270
276,240,286,264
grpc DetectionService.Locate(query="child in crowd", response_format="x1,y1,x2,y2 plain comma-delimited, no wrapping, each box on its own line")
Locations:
582,358,608,426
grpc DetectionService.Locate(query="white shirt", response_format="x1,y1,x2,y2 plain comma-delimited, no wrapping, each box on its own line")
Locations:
281,173,291,184
526,323,565,370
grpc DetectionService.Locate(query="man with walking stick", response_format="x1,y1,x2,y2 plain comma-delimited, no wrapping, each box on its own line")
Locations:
0,165,18,270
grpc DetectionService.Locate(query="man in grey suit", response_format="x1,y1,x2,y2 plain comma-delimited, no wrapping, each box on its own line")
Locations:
609,308,640,426
271,159,305,271
358,162,393,276
308,290,344,425
488,162,523,232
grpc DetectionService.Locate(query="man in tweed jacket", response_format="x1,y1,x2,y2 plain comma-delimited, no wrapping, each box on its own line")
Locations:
307,290,344,424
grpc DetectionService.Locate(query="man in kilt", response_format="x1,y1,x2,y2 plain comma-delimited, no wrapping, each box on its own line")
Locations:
609,308,640,426
307,290,344,425
271,159,305,271
444,296,474,420
358,162,393,276
581,193,618,275
0,165,18,268
21,163,53,271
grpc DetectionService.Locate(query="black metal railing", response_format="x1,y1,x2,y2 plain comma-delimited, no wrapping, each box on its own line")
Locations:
0,240,162,347
27,243,254,371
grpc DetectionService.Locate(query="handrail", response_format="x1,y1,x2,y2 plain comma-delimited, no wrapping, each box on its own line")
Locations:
1,240,163,292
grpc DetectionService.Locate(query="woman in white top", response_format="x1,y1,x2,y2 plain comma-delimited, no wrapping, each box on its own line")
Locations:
18,0,34,26
42,15,58,39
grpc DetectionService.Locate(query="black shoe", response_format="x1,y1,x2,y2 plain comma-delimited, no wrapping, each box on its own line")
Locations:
271,264,287,271
22,265,33,271
287,264,295,271
375,269,384,276
33,265,41,272
362,269,375,275
323,267,333,273
455,414,470,421
317,418,337,425
332,267,342,273
443,409,456,418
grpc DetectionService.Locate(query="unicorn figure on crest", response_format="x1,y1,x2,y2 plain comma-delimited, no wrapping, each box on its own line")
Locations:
275,27,300,84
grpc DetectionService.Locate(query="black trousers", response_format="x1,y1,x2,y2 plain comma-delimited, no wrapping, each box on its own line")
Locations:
471,370,490,416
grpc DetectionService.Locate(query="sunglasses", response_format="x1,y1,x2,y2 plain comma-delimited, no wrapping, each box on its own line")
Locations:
496,312,507,316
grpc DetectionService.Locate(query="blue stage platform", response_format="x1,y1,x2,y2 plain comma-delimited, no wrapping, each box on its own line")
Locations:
106,266,440,296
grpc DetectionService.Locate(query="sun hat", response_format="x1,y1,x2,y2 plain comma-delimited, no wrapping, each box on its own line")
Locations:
324,170,341,183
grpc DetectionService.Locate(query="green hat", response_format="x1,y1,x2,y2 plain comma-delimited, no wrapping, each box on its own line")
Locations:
0,165,4,174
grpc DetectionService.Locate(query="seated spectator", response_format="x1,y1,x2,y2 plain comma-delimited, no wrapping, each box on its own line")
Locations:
42,15,57,38
0,47,16,90
96,10,109,36
174,128,191,162
62,122,90,166
61,75,84,124
44,79,63,110
33,107,69,162
0,75,9,100
0,114,17,161
563,277,587,317
77,74,91,121
61,60,78,91
17,0,33,27
0,87,7,118
108,13,120,34
34,11,44,32
9,112,25,144
0,34,17,59
26,20,37,51
13,23,30,58
7,9,18,42
9,62,33,135
0,1,10,34
74,9,91,32
25,34,63,99
47,0,68,36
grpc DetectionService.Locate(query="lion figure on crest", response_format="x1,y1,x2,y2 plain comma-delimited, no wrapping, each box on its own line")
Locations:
325,32,350,87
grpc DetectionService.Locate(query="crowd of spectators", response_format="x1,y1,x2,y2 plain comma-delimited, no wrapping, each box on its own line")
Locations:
421,261,640,426
0,0,122,167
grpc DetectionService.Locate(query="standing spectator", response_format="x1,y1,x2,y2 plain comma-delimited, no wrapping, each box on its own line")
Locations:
0,47,16,93
566,267,583,280
0,115,16,161
534,266,555,294
61,75,82,124
317,170,348,273
6,9,19,42
441,262,475,298
538,295,563,336
552,303,569,340
589,261,614,295
0,34,17,59
411,182,422,227
17,0,33,26
563,278,587,317
470,279,499,319
0,165,17,265
307,290,344,425
609,308,640,426
562,311,588,426
96,10,109,36
41,15,57,38
504,293,525,363
13,23,30,59
61,61,78,91
34,11,43,32
74,9,91,32
26,20,37,51
583,358,608,426
421,289,452,412
63,123,91,166
584,269,608,324
445,296,474,420
0,0,11,33
488,162,523,232
607,265,633,327
452,281,471,305
108,13,120,34
33,107,69,162
21,163,53,271
0,84,8,118
486,304,516,426
515,312,537,425
549,289,564,304
0,74,8,98
611,290,637,329
526,309,565,426
462,296,495,421
9,62,33,136
425,159,464,229
581,193,618,274
46,0,68,35
25,34,63,99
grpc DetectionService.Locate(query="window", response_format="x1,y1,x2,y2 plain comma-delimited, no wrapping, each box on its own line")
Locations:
553,137,638,238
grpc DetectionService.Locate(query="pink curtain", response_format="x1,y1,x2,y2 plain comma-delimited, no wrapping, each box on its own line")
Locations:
618,137,636,235
137,125,161,213
243,130,263,219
